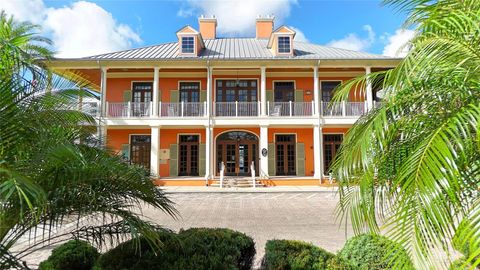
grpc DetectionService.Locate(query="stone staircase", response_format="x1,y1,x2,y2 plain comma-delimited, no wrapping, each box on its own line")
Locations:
210,177,264,188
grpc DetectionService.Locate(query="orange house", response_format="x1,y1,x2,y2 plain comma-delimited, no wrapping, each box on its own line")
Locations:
49,15,400,187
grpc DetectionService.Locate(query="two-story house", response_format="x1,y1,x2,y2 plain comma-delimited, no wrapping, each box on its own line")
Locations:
49,15,399,186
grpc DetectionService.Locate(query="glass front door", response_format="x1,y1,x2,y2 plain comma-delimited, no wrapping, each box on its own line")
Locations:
275,134,296,175
216,131,258,176
132,82,152,117
130,135,151,170
178,135,199,176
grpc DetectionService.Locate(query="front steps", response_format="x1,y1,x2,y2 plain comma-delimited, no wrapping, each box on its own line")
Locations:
210,177,264,188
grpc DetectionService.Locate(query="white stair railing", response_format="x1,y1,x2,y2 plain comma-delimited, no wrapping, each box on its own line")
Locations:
219,161,225,188
250,161,256,188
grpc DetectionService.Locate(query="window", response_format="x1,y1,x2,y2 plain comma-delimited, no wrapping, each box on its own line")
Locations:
321,81,341,102
132,82,153,103
278,36,291,53
274,81,295,102
181,36,194,54
323,134,343,173
179,82,200,102
215,80,257,102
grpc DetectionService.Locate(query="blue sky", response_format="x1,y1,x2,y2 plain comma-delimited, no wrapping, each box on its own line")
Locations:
1,0,413,58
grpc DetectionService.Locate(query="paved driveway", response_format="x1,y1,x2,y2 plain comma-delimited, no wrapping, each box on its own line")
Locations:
142,192,351,266
21,191,351,269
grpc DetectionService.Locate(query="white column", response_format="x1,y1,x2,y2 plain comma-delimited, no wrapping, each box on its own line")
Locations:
260,125,269,178
206,67,212,116
152,67,160,116
150,126,160,177
205,126,213,180
313,66,320,115
100,67,108,117
365,66,373,110
260,66,267,116
313,125,323,181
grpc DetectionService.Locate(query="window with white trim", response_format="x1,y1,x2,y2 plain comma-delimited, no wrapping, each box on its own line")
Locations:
278,36,291,53
181,36,195,54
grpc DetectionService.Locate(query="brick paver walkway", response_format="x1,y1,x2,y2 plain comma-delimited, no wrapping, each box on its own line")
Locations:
142,192,351,267
21,191,351,269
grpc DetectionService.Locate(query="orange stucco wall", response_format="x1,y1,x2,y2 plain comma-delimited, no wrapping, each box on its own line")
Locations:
107,129,151,151
106,77,207,103
106,75,363,103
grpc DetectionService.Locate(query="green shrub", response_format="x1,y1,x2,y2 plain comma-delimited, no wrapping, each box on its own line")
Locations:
338,234,414,270
262,239,336,270
39,240,99,270
96,228,255,270
326,256,354,270
179,228,256,270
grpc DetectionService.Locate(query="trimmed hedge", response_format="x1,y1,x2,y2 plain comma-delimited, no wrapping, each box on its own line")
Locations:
338,234,414,270
261,239,350,270
96,228,255,270
39,240,99,270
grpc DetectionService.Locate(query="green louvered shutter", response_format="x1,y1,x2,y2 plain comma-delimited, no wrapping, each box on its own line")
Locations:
121,144,130,161
200,91,207,103
268,143,275,176
296,143,305,176
169,144,178,176
199,143,206,176
266,90,274,103
295,90,304,102
123,91,132,102
170,90,179,103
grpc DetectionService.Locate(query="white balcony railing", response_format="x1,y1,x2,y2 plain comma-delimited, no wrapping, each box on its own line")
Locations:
78,101,100,117
345,102,366,116
107,102,151,118
95,100,369,119
321,101,367,117
268,101,314,117
214,102,259,117
159,102,206,117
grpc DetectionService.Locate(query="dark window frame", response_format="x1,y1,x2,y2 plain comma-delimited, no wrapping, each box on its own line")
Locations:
215,80,258,102
321,81,342,102
181,36,195,54
323,134,343,174
278,36,291,54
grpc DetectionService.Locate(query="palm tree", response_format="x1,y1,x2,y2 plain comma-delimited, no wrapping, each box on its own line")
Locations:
331,0,480,269
0,13,176,270
0,11,53,81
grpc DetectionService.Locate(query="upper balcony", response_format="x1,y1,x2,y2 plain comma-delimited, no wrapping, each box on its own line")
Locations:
83,101,376,119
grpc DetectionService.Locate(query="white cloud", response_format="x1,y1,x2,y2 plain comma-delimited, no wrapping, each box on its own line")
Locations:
0,0,141,58
290,26,308,42
44,1,141,58
0,0,46,24
327,25,375,52
382,29,415,57
178,0,297,36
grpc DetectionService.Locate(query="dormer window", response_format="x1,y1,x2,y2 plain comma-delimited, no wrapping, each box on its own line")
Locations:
267,26,295,56
181,36,195,54
278,36,291,54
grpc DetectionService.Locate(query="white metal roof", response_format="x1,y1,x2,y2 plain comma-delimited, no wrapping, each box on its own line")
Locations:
79,38,393,61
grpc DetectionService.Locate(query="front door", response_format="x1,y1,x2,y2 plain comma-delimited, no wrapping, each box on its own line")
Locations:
323,134,343,173
216,131,258,176
132,82,153,116
178,135,199,176
275,134,296,175
130,135,151,170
